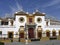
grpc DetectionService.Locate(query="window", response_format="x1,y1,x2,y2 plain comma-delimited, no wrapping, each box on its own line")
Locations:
46,21,48,26
0,31,2,35
1,21,8,25
29,18,32,23
37,18,42,23
19,17,24,23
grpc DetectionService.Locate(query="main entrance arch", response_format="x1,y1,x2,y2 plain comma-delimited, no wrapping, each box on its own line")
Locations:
28,28,34,39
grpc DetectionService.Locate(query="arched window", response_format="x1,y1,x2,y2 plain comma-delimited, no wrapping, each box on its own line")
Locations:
37,18,42,23
52,30,56,36
1,21,8,25
46,21,48,26
19,17,24,23
29,18,32,23
46,30,50,37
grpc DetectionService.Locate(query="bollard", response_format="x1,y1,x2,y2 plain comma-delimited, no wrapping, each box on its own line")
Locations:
25,39,28,44
11,38,13,42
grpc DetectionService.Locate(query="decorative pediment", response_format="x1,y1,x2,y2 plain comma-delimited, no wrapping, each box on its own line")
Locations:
33,10,45,16
15,11,27,15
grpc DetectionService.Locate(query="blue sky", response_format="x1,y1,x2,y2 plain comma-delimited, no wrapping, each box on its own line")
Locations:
0,0,60,20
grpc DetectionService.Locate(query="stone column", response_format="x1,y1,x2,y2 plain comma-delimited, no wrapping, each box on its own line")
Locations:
25,28,29,44
56,31,58,36
50,31,52,37
8,19,11,26
26,28,28,39
35,29,38,39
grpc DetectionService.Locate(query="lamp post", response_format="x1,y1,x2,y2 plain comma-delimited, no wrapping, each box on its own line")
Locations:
25,28,28,44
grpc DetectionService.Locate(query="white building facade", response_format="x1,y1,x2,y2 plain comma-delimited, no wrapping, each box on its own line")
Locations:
0,10,60,39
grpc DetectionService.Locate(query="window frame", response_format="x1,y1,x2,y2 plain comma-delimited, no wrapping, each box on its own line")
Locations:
19,17,24,23
0,31,2,35
37,17,42,23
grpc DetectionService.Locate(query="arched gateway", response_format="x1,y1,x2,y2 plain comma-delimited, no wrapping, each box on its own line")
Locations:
25,23,36,39
28,28,34,39
46,30,50,37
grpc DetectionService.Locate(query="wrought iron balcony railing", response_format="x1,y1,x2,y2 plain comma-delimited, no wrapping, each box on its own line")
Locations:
25,23,36,26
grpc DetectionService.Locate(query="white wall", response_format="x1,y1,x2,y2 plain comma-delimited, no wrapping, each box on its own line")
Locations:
0,27,16,38
35,16,45,30
14,15,27,29
0,14,60,38
0,15,27,38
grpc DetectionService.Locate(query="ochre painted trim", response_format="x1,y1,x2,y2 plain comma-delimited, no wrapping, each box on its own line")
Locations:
27,16,35,23
33,14,45,16
52,30,56,32
20,30,24,33
46,30,50,32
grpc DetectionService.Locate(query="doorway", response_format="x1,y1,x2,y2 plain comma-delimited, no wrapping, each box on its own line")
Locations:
46,31,50,37
28,28,34,39
52,31,56,36
59,30,60,36
8,32,13,38
20,32,24,38
38,32,42,38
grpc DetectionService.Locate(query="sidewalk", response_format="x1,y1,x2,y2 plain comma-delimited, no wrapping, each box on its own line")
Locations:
5,40,60,45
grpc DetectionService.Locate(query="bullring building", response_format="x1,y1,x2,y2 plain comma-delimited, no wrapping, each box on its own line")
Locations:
0,10,60,40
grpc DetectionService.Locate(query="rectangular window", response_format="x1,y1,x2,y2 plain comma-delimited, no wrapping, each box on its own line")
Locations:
0,31,2,35
1,21,8,25
4,22,8,25
46,21,48,26
29,18,32,23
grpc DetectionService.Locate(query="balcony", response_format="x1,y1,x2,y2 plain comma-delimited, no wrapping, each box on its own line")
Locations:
25,23,36,30
25,23,36,26
0,25,16,28
45,25,60,28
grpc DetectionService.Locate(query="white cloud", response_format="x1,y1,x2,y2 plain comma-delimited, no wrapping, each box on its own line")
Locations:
16,1,23,11
5,13,10,18
10,0,23,16
43,0,60,8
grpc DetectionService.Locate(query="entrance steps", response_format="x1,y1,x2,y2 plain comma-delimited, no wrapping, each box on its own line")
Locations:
40,37,49,41
20,38,25,42
20,38,31,42
13,38,19,42
57,36,60,40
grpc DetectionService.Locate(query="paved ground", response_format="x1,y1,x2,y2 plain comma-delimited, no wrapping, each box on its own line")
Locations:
5,40,60,45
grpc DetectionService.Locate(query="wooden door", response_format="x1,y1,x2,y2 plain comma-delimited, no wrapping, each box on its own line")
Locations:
46,32,50,37
28,28,34,39
8,32,13,38
59,31,60,36
52,31,56,36
38,32,42,38
20,32,24,38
